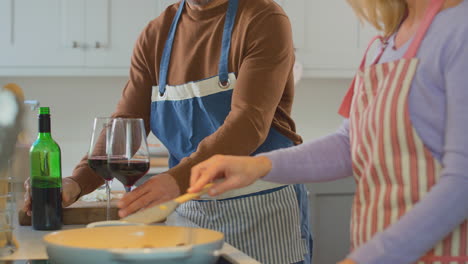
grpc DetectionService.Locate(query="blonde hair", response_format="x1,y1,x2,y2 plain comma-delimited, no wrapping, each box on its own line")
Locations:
347,0,408,37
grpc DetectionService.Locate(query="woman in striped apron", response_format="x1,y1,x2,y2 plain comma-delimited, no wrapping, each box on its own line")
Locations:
189,0,468,263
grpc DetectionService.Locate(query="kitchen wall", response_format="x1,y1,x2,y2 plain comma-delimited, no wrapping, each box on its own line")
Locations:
293,78,350,141
0,77,125,176
0,77,351,175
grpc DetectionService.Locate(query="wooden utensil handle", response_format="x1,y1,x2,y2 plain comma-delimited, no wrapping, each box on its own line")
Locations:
174,183,214,204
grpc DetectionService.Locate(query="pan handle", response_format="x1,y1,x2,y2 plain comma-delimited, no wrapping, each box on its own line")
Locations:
110,246,192,262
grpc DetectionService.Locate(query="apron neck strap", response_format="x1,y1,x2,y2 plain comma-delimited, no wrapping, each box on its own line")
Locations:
340,35,384,117
403,0,445,59
218,0,239,85
358,35,386,72
158,0,239,95
158,0,187,95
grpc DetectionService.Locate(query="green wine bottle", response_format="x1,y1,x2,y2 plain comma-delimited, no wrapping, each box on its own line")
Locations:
29,107,62,230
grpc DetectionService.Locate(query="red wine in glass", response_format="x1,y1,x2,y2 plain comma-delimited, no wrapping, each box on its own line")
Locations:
88,157,114,181
87,117,116,221
107,118,150,192
109,159,150,192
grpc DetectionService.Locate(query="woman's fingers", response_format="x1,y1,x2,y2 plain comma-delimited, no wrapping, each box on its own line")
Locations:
189,164,206,190
189,155,272,196
189,155,227,193
190,155,254,195
337,259,357,264
208,176,244,196
187,155,230,193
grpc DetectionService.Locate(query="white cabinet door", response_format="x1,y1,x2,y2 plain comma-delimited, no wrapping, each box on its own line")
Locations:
0,0,380,77
302,0,360,74
0,0,84,67
274,0,306,50
84,0,159,68
0,1,13,51
298,0,379,77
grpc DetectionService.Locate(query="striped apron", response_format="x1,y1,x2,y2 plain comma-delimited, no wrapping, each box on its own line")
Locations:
150,0,312,263
338,0,468,262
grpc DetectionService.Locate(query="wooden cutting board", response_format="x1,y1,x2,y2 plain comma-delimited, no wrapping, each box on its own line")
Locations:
18,197,121,226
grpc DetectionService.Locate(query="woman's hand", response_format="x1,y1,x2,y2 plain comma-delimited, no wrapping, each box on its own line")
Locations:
338,259,357,264
188,155,272,196
117,173,180,218
23,177,81,216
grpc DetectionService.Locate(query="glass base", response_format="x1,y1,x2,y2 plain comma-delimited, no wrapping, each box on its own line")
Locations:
0,243,17,257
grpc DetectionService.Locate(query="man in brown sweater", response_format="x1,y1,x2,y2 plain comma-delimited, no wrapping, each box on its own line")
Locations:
24,0,312,263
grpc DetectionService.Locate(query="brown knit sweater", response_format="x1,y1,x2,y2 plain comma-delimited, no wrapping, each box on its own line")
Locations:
71,0,302,195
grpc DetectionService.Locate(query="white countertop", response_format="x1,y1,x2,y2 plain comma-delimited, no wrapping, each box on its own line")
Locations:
0,212,260,264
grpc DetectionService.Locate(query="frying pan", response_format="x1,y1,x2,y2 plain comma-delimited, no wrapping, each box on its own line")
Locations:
44,225,224,264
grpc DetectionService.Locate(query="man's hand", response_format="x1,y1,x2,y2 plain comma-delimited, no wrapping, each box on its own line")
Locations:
23,177,81,216
117,173,181,218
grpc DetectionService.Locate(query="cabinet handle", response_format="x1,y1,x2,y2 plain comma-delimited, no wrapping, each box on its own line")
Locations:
72,41,80,49
95,42,101,49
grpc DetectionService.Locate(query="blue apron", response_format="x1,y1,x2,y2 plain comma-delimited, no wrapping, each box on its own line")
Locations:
150,1,312,263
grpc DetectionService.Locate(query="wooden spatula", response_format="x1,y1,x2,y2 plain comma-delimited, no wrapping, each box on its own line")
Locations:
122,183,213,224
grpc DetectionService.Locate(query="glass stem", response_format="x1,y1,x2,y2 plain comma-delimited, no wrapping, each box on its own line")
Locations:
106,180,111,221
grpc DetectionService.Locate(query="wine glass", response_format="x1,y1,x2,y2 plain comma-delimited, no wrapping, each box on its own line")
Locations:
108,118,150,193
87,117,115,220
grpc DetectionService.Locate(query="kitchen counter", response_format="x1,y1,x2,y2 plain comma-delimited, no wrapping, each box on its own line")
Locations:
0,212,260,264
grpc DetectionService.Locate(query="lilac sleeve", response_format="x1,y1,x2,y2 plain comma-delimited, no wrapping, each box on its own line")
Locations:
349,30,468,263
259,119,353,183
